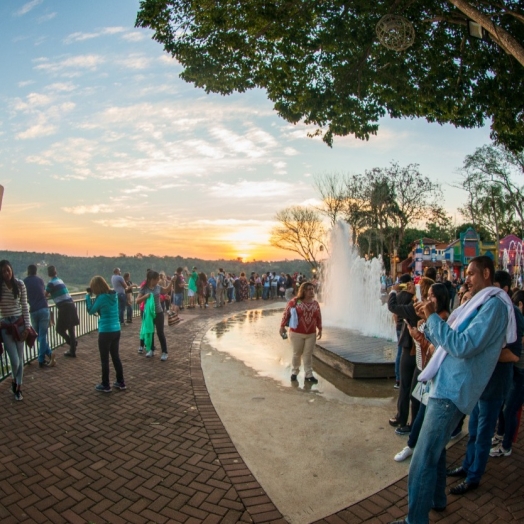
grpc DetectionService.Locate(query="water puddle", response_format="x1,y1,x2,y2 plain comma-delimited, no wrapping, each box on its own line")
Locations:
204,307,394,405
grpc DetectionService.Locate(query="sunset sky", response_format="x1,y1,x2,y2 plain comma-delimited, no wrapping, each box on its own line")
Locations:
0,0,493,261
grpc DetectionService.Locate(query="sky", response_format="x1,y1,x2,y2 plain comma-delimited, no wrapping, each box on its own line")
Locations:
0,0,494,261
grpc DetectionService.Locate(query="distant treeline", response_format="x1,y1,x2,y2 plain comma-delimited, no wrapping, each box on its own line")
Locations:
0,251,312,290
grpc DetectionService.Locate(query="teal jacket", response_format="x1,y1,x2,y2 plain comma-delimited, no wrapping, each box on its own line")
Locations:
85,291,121,333
140,293,156,350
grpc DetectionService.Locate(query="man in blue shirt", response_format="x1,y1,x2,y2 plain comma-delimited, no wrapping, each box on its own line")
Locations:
24,264,54,368
447,269,523,495
390,256,512,524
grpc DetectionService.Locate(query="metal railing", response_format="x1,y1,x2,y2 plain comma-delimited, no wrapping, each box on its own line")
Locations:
0,286,223,381
0,290,144,381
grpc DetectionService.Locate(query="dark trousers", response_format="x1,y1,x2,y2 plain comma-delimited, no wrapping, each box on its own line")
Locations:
57,325,76,354
117,293,126,324
99,331,124,387
397,348,417,426
126,303,133,322
155,312,167,354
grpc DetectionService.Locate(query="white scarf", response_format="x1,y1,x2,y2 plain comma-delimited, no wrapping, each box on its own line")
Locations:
418,286,517,382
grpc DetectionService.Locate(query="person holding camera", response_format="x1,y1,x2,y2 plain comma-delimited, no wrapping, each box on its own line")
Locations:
85,276,125,393
279,282,322,384
387,276,423,433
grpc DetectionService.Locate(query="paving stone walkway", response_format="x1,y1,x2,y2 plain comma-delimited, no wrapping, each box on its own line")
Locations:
0,300,522,524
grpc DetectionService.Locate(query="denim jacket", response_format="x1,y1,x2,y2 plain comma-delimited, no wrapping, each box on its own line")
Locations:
425,295,508,414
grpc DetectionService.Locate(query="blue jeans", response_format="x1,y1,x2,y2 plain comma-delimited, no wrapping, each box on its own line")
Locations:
1,317,25,386
395,328,402,382
407,397,464,524
408,402,426,449
31,308,51,363
262,286,269,299
500,368,524,450
117,293,126,324
463,398,504,483
249,285,255,299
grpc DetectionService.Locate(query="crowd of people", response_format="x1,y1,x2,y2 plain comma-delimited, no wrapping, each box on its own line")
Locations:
0,261,311,398
3,253,524,523
386,258,524,524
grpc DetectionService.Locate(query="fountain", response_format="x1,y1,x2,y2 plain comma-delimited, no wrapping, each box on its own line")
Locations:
502,240,524,288
313,221,397,379
322,221,396,340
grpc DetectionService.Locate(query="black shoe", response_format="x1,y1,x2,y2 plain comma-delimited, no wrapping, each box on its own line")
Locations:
432,506,446,512
290,374,298,381
450,480,479,495
305,376,318,384
446,466,467,478
389,417,402,427
38,362,48,368
64,350,76,358
395,425,411,436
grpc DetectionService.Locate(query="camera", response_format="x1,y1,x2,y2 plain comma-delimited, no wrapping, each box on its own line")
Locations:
281,331,288,340
86,287,92,294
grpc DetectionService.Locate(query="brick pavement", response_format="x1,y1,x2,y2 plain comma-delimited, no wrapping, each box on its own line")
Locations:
0,300,522,524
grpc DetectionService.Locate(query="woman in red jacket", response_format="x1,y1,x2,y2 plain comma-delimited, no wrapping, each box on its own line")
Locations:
279,282,322,384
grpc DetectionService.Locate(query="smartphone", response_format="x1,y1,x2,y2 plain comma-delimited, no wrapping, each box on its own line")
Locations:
415,284,422,302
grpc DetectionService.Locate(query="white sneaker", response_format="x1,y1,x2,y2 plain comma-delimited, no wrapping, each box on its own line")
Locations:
160,353,168,361
394,446,413,462
491,433,503,446
138,346,144,354
490,445,512,457
146,350,154,358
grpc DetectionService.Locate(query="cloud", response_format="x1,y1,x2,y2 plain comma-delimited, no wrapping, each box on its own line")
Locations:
13,92,53,111
121,185,157,194
26,137,98,166
16,122,57,140
121,32,146,42
18,80,35,88
64,27,127,44
210,180,297,199
14,0,42,16
21,99,295,185
62,204,115,215
38,12,57,23
120,54,151,70
45,82,77,93
34,54,105,74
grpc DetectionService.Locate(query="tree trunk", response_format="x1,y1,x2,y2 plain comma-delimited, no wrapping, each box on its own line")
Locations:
447,0,524,67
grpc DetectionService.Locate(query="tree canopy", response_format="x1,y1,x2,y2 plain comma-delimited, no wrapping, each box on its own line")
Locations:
315,164,444,257
136,0,524,151
458,143,524,241
270,206,326,267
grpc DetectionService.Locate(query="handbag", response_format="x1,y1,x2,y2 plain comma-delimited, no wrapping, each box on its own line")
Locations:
0,318,37,348
168,311,181,326
25,327,37,348
289,305,299,329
